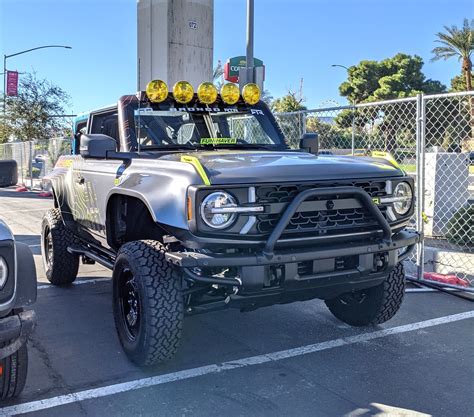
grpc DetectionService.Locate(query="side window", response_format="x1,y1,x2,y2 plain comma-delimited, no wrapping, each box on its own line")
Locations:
73,120,88,154
76,121,87,135
90,109,120,149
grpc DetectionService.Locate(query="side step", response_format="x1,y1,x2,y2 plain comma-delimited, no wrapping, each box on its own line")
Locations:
67,245,115,270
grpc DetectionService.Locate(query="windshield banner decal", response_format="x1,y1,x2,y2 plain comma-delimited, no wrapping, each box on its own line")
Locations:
200,138,237,145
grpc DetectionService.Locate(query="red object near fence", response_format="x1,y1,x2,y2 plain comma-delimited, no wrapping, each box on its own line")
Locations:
423,272,469,287
15,184,28,192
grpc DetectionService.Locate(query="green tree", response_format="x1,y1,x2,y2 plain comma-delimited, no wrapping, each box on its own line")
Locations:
213,60,224,89
337,54,446,151
432,19,473,91
450,72,474,91
339,53,446,103
272,89,307,148
1,73,70,143
271,89,307,112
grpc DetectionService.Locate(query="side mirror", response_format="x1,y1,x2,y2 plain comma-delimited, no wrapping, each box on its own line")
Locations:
300,133,319,155
79,134,117,158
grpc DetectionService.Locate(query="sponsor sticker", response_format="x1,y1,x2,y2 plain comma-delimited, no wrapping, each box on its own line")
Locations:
372,197,381,205
54,158,73,169
200,137,237,145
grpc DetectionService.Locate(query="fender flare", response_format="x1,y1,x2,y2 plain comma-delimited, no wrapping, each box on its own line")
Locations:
106,189,158,222
14,242,37,308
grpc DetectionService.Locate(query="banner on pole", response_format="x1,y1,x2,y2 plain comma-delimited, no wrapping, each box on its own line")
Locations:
6,71,19,96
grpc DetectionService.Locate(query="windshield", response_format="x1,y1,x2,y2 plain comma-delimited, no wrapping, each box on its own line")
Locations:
133,103,285,150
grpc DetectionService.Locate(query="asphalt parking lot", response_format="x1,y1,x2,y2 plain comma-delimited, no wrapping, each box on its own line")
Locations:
0,188,473,417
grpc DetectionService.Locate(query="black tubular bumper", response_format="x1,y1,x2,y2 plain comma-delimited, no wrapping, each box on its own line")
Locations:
0,310,36,360
167,230,419,269
166,186,419,295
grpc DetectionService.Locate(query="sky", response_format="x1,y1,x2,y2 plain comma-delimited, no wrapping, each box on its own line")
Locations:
0,0,471,114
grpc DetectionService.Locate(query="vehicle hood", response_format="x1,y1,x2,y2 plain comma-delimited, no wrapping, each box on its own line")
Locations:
162,151,404,185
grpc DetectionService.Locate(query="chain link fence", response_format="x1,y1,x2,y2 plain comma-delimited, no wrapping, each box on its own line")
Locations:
0,92,472,291
275,91,474,291
0,138,72,188
421,93,473,289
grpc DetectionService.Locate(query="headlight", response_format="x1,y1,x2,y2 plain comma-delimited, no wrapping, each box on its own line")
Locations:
393,182,413,215
200,192,237,229
0,256,8,289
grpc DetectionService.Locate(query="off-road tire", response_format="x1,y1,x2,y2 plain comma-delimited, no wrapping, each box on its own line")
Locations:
112,240,183,366
0,343,28,400
325,263,405,326
41,208,79,285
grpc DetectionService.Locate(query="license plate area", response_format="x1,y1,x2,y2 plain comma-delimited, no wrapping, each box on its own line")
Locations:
297,255,360,278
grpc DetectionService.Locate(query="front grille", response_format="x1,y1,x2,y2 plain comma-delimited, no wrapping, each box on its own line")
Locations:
255,180,388,238
256,180,387,204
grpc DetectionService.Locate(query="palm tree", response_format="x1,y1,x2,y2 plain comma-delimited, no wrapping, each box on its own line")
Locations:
431,19,473,91
212,60,224,89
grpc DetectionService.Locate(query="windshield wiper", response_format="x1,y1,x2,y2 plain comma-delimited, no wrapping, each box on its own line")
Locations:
140,144,198,151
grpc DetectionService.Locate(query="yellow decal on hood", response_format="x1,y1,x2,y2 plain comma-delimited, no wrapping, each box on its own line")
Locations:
180,155,211,186
370,151,402,171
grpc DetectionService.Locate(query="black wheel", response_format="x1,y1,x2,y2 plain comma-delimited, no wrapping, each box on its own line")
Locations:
113,240,183,366
41,208,79,285
0,343,28,400
325,263,405,326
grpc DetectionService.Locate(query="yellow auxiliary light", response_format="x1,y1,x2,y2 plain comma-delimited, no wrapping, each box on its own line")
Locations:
220,83,240,105
197,82,218,104
173,81,194,104
242,83,261,105
145,79,168,103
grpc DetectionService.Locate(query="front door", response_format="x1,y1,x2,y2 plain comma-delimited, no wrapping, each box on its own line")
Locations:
70,108,122,239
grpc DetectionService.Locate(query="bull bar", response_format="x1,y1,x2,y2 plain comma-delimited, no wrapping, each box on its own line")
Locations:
166,186,420,289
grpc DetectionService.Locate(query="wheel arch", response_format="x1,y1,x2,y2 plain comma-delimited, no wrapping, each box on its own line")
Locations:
51,184,75,225
106,192,167,250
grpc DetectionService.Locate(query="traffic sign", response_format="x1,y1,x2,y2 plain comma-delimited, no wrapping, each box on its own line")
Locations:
224,56,264,83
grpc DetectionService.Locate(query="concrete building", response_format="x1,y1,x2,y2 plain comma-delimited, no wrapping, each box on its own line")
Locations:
137,0,214,91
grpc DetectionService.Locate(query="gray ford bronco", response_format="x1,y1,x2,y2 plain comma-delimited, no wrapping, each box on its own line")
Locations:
0,220,36,398
42,80,418,366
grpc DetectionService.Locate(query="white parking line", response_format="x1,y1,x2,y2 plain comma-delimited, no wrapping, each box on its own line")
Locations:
405,288,438,293
0,208,48,214
1,310,473,416
37,277,111,290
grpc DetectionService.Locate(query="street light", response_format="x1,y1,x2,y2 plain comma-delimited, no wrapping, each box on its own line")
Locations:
2,45,71,190
3,45,72,114
331,63,356,155
331,64,350,71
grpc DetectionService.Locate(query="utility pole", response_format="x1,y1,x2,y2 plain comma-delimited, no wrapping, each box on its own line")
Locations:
331,64,356,155
239,0,255,88
246,0,254,83
3,45,71,136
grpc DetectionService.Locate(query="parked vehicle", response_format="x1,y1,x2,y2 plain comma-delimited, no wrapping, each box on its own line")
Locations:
41,80,418,366
0,160,18,188
0,220,36,399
